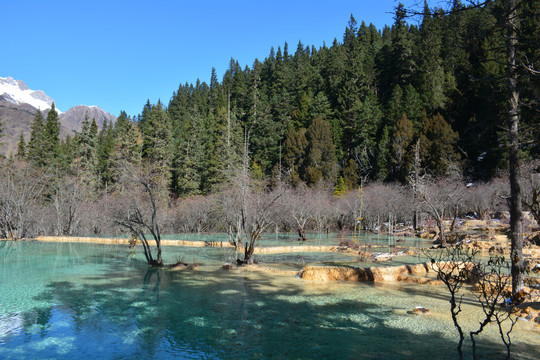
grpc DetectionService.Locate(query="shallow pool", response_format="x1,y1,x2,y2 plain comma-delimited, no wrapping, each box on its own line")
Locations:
0,241,538,359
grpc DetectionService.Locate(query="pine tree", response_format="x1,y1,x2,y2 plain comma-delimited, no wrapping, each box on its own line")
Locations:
291,92,311,129
419,113,459,176
375,126,391,181
114,111,130,137
385,3,416,96
353,91,382,171
304,117,337,185
140,101,173,189
43,103,61,167
333,176,347,197
72,113,99,187
416,4,452,112
111,118,142,187
58,135,77,169
283,126,308,184
172,113,205,196
97,120,116,188
27,110,47,167
16,133,26,160
391,112,414,181
342,159,360,189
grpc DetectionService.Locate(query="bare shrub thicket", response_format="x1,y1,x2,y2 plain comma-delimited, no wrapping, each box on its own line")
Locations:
50,175,87,236
361,183,413,231
462,178,508,220
170,195,215,234
310,184,337,233
0,160,45,239
335,188,364,232
279,184,336,240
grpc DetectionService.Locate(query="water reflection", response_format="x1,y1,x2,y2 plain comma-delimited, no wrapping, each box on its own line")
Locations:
0,241,538,359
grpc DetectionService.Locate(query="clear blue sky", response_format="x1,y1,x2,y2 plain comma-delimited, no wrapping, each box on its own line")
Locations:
1,0,419,117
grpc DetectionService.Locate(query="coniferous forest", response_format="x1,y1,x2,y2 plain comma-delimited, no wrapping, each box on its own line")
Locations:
1,1,539,242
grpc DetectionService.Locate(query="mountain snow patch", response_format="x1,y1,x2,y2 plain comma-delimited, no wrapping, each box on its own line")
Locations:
0,76,61,112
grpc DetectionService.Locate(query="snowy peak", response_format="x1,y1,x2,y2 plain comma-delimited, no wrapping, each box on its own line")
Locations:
0,76,59,112
0,76,116,156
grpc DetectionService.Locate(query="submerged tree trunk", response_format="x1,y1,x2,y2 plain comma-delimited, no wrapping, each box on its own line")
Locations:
297,226,308,241
506,0,524,297
237,224,262,265
294,217,308,242
436,215,447,248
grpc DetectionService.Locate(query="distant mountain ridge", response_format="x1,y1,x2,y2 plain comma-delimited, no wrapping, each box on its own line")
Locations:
61,105,116,132
0,76,115,156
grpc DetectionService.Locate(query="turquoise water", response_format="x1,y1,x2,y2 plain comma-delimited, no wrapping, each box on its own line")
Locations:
1,241,538,359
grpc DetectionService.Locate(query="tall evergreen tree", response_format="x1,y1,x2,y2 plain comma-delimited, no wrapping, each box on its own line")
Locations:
283,126,308,184
72,113,99,187
304,117,338,185
375,126,391,181
16,133,26,160
172,112,205,196
419,112,459,176
43,103,61,167
97,120,116,188
111,118,142,187
416,4,453,112
140,101,173,189
389,3,416,89
27,110,47,167
391,112,415,181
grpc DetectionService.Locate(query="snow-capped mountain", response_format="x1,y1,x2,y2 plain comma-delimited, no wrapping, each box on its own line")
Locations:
0,76,59,113
0,76,115,156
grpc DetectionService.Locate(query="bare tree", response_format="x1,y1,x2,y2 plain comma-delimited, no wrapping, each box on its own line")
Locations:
111,165,167,267
425,247,476,359
284,184,317,241
423,247,520,360
221,171,286,265
418,176,465,247
0,160,45,239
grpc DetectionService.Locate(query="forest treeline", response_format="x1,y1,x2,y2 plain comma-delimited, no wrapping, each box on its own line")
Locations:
11,1,540,193
0,1,538,240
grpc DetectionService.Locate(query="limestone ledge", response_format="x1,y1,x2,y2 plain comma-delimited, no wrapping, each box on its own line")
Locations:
460,239,540,259
34,236,232,248
297,263,445,283
32,236,339,255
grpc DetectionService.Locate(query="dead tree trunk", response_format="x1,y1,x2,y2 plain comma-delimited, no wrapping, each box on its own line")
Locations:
412,139,421,232
506,0,524,296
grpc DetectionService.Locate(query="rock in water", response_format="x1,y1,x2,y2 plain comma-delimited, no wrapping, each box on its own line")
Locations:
412,306,430,315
